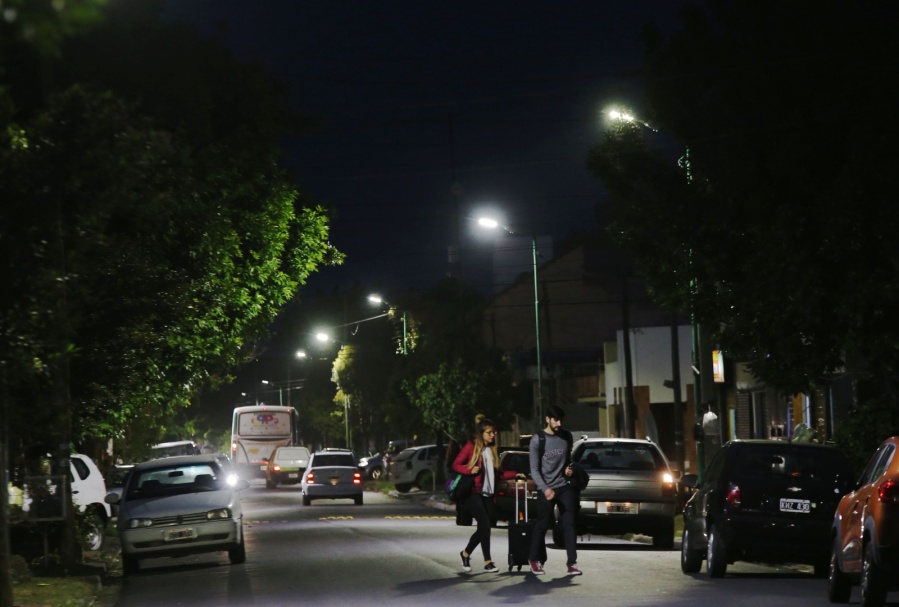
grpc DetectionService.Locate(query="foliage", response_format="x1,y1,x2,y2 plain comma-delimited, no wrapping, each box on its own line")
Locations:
587,1,899,437
0,85,338,455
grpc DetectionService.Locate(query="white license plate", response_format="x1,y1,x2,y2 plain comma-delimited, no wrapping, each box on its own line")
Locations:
779,498,811,513
597,502,637,514
260,465,267,471
164,527,197,542
288,473,298,479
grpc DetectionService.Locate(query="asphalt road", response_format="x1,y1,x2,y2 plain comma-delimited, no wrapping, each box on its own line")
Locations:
95,482,860,607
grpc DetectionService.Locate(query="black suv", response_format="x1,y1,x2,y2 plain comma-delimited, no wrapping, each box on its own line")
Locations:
681,440,854,578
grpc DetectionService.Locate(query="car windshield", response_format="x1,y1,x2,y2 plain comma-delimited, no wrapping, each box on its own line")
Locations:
575,443,666,471
312,454,355,467
734,446,852,484
275,448,308,462
128,463,220,497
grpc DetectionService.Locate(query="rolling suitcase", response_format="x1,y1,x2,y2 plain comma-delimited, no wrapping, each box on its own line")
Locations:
507,480,545,571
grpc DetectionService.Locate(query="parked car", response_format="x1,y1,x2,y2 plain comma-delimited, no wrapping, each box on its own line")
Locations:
105,454,250,575
264,446,310,488
383,439,415,478
494,450,537,522
553,437,679,549
300,449,363,506
389,445,437,493
681,439,854,578
828,435,899,606
150,440,200,459
69,454,115,551
358,452,386,480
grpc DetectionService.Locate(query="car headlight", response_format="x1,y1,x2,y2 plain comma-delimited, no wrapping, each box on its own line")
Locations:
225,473,239,487
127,518,154,529
206,508,232,520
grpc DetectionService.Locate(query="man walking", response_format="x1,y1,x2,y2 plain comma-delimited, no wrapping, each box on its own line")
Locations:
528,404,581,576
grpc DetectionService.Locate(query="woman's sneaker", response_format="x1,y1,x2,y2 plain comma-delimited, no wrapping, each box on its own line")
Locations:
484,562,499,573
459,551,471,572
567,564,583,576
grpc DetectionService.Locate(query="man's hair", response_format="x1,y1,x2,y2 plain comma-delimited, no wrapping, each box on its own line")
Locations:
545,404,565,421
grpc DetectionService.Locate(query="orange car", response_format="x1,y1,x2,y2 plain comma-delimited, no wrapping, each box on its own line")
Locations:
829,436,899,606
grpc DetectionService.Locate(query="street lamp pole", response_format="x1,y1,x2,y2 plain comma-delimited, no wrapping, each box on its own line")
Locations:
477,217,544,423
530,234,544,423
368,294,408,355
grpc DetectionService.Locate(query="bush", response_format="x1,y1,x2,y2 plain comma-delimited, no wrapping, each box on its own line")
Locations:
10,554,32,584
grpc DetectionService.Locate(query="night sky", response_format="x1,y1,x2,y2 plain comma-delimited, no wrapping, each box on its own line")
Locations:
164,1,695,296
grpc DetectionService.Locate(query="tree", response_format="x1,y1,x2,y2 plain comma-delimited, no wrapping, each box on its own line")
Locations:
587,2,899,456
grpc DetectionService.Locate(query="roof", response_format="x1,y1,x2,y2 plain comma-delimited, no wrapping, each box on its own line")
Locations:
133,454,219,470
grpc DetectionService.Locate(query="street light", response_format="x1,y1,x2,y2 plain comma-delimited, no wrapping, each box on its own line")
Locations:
606,105,695,476
477,216,544,424
367,294,408,355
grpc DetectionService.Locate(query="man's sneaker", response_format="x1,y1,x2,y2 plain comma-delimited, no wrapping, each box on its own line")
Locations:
567,564,583,576
460,551,471,572
484,562,499,573
528,560,545,575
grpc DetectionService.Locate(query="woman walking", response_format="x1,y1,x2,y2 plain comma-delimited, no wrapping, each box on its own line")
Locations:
453,417,516,573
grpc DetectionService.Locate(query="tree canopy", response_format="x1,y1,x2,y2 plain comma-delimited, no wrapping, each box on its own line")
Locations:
587,1,899,412
0,0,341,460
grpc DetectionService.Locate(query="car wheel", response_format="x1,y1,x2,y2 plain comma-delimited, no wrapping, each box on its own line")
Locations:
653,520,675,550
302,493,311,506
415,471,433,490
860,541,887,607
229,537,247,565
354,494,363,506
81,513,105,552
706,523,727,578
828,537,852,603
122,554,139,576
395,483,412,493
681,526,703,574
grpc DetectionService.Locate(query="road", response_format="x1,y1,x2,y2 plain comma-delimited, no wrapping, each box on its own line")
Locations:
99,482,849,607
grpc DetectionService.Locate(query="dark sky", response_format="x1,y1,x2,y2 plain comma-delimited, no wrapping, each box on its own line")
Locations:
164,1,694,297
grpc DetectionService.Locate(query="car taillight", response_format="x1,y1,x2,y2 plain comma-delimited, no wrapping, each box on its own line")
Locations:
726,484,742,509
273,465,281,472
353,471,362,485
661,472,676,497
878,479,899,504
231,442,237,454
306,471,315,483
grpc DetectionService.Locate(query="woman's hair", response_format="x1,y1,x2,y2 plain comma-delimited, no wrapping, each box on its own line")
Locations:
467,417,499,470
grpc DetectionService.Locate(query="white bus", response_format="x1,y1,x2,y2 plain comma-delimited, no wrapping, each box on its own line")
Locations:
230,405,300,480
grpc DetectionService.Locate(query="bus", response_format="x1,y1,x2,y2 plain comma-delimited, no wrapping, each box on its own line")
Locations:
230,405,300,480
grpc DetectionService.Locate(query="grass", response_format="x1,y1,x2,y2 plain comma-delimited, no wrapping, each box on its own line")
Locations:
12,576,98,607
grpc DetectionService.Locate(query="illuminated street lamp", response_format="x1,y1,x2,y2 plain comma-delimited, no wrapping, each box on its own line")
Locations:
477,216,544,423
607,105,694,475
367,294,408,355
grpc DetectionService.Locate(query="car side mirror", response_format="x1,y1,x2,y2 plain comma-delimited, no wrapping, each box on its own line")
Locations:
104,492,121,505
680,473,699,489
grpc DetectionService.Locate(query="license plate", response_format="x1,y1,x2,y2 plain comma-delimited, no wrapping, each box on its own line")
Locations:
164,527,197,542
260,465,267,471
779,498,811,513
598,502,637,514
329,476,340,485
288,473,298,479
